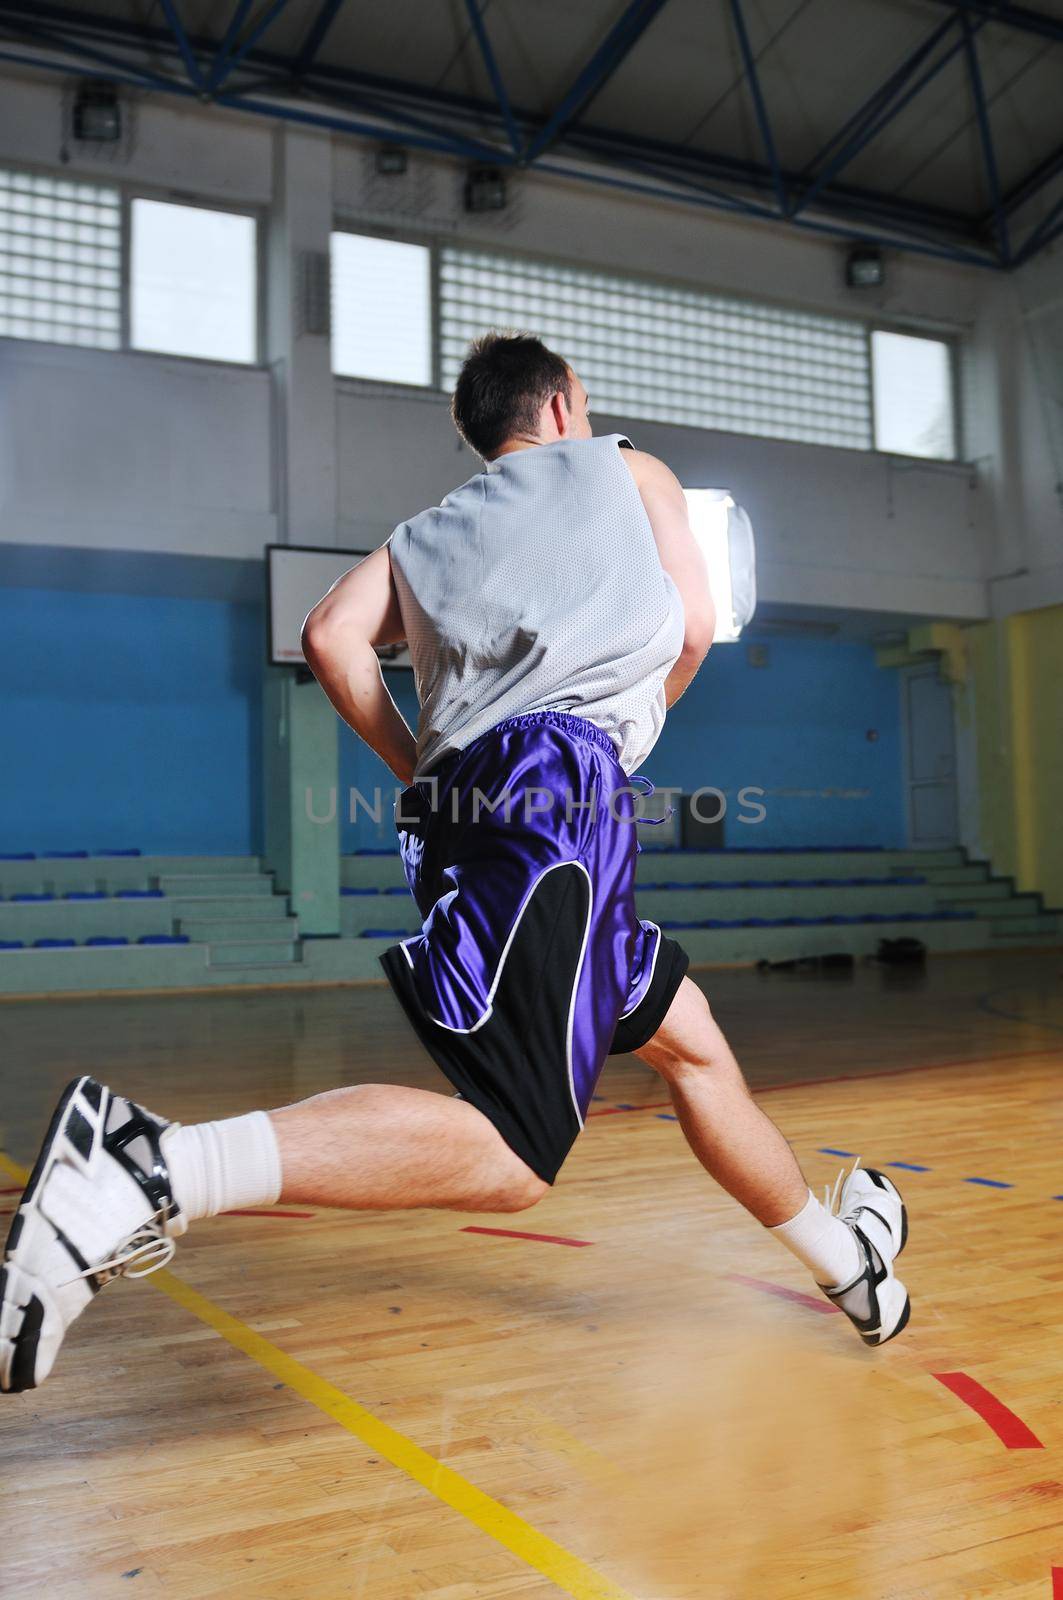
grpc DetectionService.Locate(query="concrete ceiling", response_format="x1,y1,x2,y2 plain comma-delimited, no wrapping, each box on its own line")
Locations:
1,0,1061,267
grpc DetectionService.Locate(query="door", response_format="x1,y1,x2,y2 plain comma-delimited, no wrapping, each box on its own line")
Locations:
904,665,959,848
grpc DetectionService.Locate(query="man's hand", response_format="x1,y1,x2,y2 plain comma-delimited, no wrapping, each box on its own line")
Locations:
621,450,715,706
301,543,418,786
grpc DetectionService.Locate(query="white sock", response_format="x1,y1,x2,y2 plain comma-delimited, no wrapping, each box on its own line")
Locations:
163,1111,283,1223
769,1189,862,1288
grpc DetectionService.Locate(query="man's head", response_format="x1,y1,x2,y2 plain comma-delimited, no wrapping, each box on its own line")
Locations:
450,332,592,460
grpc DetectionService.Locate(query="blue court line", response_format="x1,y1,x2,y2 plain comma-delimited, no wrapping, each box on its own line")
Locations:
887,1161,932,1173
964,1176,1014,1189
818,1147,856,1158
655,1113,678,1122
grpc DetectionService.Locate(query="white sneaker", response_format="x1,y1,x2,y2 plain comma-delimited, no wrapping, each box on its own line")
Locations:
1,1076,186,1393
821,1163,910,1346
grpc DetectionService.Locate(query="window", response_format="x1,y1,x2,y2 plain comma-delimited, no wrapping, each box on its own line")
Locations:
871,330,955,460
331,231,432,385
0,167,121,349
439,246,874,451
131,198,257,363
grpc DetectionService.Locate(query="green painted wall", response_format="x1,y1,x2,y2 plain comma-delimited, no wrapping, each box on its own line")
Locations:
964,606,1063,909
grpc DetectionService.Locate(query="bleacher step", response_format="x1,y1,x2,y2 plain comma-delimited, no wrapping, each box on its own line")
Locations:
157,874,273,897
165,895,290,920
180,916,298,942
207,939,300,966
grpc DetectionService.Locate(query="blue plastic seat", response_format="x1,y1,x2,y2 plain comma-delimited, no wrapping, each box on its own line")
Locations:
94,848,142,857
86,936,130,946
0,939,25,949
340,886,379,896
34,937,76,948
11,892,54,902
359,927,412,938
137,934,189,945
0,851,35,861
41,850,89,860
64,891,106,901
116,889,164,899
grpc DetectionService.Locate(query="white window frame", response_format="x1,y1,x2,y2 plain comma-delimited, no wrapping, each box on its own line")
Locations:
0,160,265,370
331,223,964,465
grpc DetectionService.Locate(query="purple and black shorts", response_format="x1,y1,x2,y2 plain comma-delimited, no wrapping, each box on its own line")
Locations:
380,710,689,1184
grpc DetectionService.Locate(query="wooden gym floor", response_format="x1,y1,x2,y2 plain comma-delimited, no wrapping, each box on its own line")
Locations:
1,947,1062,1599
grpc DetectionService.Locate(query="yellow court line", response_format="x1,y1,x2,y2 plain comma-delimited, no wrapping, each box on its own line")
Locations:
0,1149,636,1600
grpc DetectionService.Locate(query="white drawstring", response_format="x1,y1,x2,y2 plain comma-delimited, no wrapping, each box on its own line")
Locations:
59,1209,176,1288
824,1156,862,1217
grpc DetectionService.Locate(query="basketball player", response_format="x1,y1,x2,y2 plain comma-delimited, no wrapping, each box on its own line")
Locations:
1,334,909,1393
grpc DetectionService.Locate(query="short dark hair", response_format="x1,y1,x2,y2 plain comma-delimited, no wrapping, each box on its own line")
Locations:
450,331,571,458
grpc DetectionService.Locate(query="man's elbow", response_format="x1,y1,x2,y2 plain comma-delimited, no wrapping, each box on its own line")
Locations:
682,603,716,662
301,603,350,669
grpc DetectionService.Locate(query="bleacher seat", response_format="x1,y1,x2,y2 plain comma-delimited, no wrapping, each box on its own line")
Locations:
85,936,129,946
116,889,164,899
137,934,189,945
0,852,34,861
0,939,25,949
41,850,89,859
359,928,412,938
34,938,76,948
11,893,55,903
64,891,106,900
94,848,142,857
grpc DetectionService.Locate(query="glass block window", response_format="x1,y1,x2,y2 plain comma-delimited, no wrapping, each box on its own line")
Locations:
871,330,956,460
439,247,873,451
0,167,122,349
331,231,432,385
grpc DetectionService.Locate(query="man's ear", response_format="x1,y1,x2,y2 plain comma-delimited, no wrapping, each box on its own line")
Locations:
549,389,571,437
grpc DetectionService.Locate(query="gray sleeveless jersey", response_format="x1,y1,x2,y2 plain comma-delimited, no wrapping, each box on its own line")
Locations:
388,433,686,778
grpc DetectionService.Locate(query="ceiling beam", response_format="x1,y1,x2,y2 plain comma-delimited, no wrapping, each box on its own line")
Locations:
726,0,786,215
157,0,204,91
292,0,347,80
959,7,1010,262
790,14,976,220
0,0,1056,264
463,0,521,154
919,0,1063,46
206,0,256,95
522,0,672,163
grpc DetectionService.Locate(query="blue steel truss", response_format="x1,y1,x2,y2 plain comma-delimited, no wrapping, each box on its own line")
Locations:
0,0,1060,268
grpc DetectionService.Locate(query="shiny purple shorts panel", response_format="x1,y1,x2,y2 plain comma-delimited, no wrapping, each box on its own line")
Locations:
379,711,689,1182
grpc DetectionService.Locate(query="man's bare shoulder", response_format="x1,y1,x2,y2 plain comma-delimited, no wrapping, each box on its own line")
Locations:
620,447,683,495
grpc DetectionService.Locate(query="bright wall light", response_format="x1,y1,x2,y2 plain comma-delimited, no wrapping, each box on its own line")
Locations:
682,488,757,642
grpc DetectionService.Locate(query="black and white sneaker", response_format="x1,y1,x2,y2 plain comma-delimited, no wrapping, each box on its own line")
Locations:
1,1076,186,1393
821,1162,910,1347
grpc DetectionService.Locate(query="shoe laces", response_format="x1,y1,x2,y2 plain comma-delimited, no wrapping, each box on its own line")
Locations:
824,1156,862,1219
61,1207,176,1289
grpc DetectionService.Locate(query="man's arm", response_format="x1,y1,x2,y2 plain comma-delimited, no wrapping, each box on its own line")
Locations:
301,543,418,786
622,449,716,706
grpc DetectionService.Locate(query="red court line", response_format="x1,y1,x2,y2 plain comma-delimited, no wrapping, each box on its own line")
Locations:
0,1186,22,1195
726,1272,839,1316
1052,1566,1063,1599
221,1209,316,1219
461,1226,593,1248
933,1372,1044,1449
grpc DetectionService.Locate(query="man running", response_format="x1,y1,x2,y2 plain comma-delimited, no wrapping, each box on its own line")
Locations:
0,333,909,1393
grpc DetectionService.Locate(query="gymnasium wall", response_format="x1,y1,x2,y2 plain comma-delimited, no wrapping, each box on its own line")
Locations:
964,608,1063,908
336,635,904,853
0,585,263,856
1,71,995,620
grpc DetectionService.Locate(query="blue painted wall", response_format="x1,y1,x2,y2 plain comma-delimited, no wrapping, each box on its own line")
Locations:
649,636,905,849
0,589,903,856
0,587,263,856
339,638,904,852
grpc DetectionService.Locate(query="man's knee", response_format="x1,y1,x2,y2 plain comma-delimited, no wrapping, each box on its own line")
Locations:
493,1167,550,1211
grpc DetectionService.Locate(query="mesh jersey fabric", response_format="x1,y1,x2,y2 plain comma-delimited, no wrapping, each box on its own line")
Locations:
387,433,685,779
